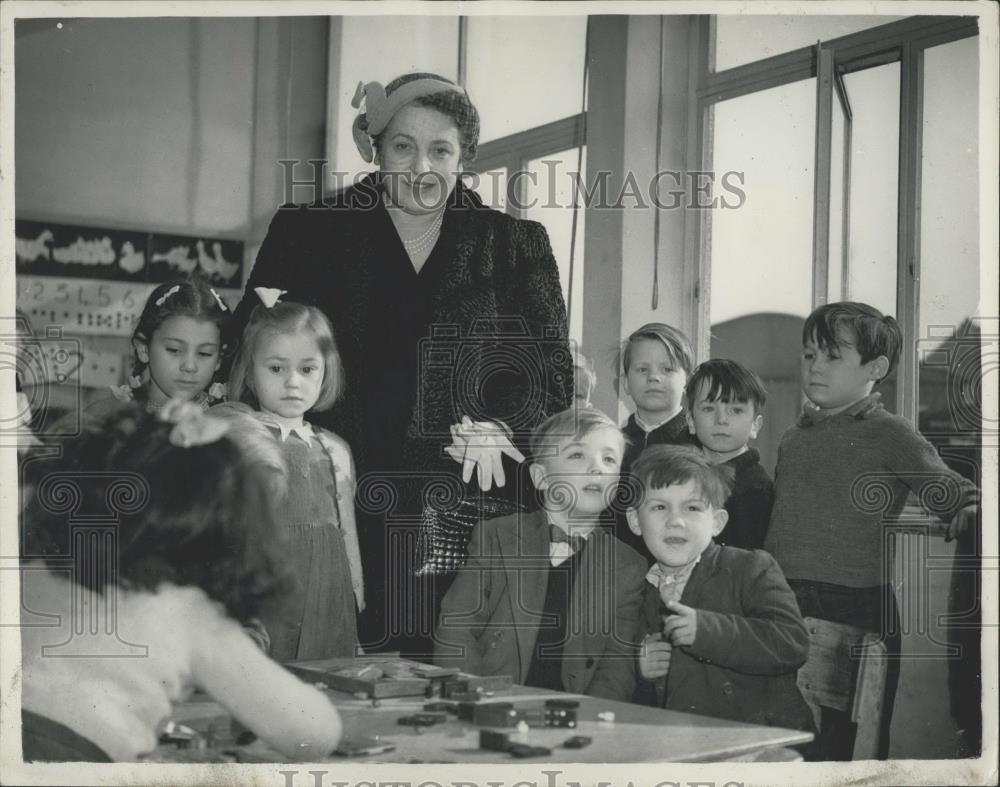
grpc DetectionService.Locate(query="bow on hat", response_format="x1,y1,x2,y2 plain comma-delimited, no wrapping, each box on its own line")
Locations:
351,77,466,164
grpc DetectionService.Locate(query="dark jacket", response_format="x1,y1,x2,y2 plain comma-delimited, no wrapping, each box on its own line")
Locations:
435,510,647,702
637,542,815,732
230,173,573,485
620,410,693,476
717,448,775,550
615,411,694,556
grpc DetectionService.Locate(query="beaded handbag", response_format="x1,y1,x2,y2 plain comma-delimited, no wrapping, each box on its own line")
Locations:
415,493,526,575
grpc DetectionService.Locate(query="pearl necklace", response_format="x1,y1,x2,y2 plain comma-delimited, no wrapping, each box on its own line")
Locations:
399,211,444,256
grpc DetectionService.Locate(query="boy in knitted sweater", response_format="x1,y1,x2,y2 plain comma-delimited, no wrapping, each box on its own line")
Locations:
764,301,979,760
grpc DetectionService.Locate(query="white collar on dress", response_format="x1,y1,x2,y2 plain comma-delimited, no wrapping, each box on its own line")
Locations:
272,420,315,444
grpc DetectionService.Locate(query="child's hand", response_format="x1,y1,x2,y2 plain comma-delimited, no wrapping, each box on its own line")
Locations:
638,632,672,679
444,416,526,491
243,618,271,653
945,504,978,542
663,601,697,647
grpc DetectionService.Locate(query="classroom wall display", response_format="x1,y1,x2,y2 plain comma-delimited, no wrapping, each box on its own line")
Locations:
16,275,241,339
15,219,244,288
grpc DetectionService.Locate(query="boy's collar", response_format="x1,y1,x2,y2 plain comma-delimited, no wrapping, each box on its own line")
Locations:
646,555,701,589
800,392,883,426
544,510,597,540
634,409,682,433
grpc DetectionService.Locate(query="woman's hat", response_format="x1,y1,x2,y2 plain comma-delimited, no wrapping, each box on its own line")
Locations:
351,77,467,163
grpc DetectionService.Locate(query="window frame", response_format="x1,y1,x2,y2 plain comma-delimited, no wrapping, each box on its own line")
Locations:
691,14,979,423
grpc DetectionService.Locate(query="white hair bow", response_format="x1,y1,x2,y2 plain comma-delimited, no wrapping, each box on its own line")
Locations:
254,287,287,309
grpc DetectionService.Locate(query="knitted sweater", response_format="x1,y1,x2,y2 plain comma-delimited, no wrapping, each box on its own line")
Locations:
764,394,979,588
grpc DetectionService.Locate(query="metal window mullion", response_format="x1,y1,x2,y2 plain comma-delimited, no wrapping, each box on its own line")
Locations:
813,43,834,308
897,41,923,424
702,15,976,105
836,72,853,299
457,17,468,88
688,15,713,363
475,115,584,171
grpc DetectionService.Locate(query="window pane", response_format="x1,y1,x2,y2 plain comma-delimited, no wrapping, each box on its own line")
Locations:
844,63,899,317
918,36,979,436
335,16,459,176
708,78,816,474
709,79,815,328
466,16,587,143
523,148,586,347
714,15,905,72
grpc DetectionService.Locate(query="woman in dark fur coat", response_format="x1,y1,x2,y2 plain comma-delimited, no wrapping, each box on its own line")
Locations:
230,72,573,657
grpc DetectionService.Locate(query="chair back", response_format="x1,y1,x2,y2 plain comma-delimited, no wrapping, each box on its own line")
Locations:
796,616,889,760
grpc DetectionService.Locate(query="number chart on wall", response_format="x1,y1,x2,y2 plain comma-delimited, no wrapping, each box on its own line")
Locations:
15,219,244,389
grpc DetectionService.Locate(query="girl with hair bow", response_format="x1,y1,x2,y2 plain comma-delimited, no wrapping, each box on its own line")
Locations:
220,287,364,662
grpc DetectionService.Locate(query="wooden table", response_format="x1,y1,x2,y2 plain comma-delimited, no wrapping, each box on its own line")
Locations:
168,682,812,764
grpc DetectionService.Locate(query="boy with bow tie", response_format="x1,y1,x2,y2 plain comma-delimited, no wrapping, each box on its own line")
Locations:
434,408,646,701
627,445,814,733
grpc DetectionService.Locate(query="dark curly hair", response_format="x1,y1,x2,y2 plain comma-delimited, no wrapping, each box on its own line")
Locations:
21,403,292,622
130,275,230,396
371,72,480,163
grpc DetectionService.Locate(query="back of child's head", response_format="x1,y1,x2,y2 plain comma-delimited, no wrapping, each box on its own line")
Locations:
529,406,623,463
228,300,343,412
131,276,230,385
629,444,734,509
803,301,902,382
685,359,768,414
621,322,694,376
22,402,292,621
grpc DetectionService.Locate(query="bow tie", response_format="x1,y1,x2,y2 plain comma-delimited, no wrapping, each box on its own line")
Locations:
550,524,587,554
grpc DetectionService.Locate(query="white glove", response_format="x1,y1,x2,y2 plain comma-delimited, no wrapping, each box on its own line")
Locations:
444,416,526,491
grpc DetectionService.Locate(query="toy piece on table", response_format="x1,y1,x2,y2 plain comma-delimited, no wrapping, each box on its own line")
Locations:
479,729,513,752
459,701,507,723
286,656,511,700
158,721,208,750
544,699,579,728
479,731,551,758
423,701,458,713
334,736,396,757
509,743,552,758
459,701,576,729
562,735,592,749
431,678,497,701
411,665,460,680
397,713,448,728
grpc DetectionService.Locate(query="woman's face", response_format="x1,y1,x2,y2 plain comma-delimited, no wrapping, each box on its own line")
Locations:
378,103,462,214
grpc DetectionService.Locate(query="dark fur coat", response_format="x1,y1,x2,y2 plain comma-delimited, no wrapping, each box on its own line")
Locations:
230,173,573,506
